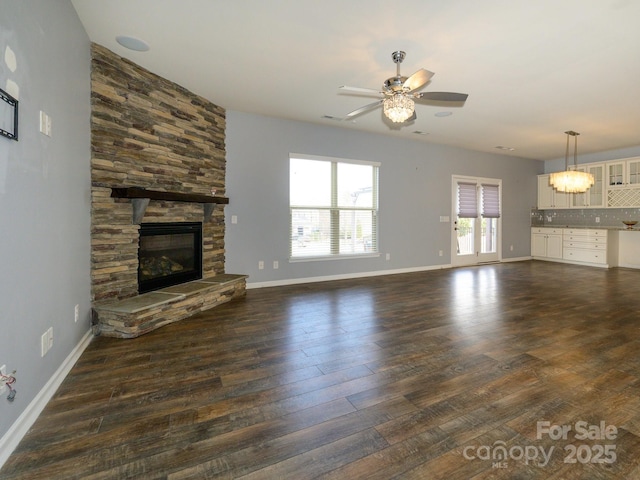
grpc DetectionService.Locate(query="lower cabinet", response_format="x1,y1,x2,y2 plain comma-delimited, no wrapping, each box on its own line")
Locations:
562,229,608,265
531,227,616,267
531,227,563,259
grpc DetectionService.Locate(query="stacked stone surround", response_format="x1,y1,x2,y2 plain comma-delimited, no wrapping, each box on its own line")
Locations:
90,43,245,337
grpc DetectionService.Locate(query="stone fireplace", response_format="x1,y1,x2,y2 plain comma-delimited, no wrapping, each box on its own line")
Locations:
89,43,246,338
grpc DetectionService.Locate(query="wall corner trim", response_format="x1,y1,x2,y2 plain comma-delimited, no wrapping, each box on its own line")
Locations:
0,330,94,469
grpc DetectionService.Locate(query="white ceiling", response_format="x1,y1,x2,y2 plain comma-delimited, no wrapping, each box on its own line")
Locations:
71,0,640,161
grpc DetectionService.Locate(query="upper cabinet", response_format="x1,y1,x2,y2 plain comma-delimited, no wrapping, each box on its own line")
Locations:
538,175,569,209
541,156,640,209
628,159,640,185
572,164,605,208
606,157,640,187
607,162,625,187
606,157,640,207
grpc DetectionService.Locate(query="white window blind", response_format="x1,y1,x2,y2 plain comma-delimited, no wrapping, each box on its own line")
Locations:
481,184,501,218
457,182,478,218
290,155,379,259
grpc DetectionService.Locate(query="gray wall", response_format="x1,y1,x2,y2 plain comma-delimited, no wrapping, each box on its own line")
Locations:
0,0,91,437
225,111,543,285
545,145,640,173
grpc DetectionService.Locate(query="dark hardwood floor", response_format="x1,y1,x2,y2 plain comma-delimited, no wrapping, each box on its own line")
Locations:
2,261,640,479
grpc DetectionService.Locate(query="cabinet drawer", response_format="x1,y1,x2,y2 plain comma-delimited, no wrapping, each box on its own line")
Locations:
563,241,606,249
564,235,606,244
564,229,607,238
563,248,606,264
531,227,564,235
564,229,589,236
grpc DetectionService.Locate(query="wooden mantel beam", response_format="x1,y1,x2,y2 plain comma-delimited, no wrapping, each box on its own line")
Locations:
110,187,229,224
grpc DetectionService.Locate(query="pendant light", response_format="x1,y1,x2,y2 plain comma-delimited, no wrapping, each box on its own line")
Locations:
549,131,594,193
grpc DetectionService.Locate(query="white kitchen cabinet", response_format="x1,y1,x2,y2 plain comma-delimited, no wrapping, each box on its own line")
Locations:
532,227,617,267
562,229,608,265
627,158,640,185
537,175,569,209
607,162,625,187
541,157,640,210
572,164,605,208
616,230,640,268
606,157,640,187
531,227,563,259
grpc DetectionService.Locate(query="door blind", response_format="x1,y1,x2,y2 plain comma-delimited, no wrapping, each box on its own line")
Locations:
457,182,478,218
481,184,500,218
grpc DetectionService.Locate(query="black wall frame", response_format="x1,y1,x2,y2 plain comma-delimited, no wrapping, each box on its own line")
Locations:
0,87,18,141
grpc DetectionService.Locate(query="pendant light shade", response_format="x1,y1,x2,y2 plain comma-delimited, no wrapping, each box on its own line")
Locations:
549,131,594,193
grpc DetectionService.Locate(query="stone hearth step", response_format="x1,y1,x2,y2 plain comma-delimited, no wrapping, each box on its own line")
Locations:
92,274,247,338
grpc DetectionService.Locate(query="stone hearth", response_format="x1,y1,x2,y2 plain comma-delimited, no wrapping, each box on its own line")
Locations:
92,274,246,338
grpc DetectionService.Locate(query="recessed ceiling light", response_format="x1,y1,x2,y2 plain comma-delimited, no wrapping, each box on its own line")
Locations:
116,35,150,52
413,131,429,135
495,145,515,151
434,111,452,117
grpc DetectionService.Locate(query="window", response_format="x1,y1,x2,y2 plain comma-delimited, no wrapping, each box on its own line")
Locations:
290,154,379,259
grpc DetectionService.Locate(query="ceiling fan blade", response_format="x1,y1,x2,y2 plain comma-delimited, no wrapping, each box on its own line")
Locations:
339,85,383,97
403,69,435,93
345,99,384,119
414,91,469,104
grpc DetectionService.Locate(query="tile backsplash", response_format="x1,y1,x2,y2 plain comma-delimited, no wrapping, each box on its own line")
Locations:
531,208,640,228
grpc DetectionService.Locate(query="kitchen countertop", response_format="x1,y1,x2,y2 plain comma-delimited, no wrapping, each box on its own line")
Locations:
531,225,640,231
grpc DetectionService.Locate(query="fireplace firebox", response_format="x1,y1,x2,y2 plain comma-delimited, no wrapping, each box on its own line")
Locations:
138,222,203,293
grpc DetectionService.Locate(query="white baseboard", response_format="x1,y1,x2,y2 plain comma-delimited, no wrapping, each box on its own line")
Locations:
0,329,93,469
247,258,534,289
247,264,452,289
502,256,533,263
616,262,640,269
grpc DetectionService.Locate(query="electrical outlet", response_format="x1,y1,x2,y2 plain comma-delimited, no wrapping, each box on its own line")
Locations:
386,253,391,261
273,260,279,269
74,304,79,323
510,245,514,251
595,217,600,223
439,250,443,257
258,260,264,270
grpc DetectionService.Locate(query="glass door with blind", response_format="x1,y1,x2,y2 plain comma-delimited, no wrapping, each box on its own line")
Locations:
451,176,502,266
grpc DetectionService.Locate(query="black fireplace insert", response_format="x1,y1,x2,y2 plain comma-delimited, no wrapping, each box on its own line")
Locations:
138,222,203,293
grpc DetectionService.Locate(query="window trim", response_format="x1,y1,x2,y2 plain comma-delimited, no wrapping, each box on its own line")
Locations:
290,153,381,168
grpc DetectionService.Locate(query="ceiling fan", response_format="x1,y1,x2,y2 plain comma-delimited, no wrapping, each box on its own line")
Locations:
339,51,468,123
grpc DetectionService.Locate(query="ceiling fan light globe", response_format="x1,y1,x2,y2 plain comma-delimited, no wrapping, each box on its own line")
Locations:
383,94,414,123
